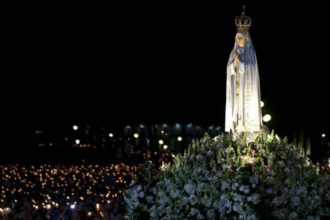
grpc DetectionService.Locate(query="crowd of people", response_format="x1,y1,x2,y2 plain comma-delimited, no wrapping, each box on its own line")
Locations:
0,163,138,219
0,134,180,219
0,124,219,219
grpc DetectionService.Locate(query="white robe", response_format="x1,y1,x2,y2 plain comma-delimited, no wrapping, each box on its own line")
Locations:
225,33,263,134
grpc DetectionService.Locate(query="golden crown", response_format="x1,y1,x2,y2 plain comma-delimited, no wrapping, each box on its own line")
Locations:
235,5,252,32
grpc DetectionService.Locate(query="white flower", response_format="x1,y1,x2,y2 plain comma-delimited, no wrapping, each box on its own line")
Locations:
196,154,204,161
284,167,291,173
129,180,136,187
224,199,232,210
149,205,157,218
207,150,214,157
130,190,139,201
189,195,198,205
207,209,215,218
189,208,200,217
170,190,179,199
232,202,242,212
305,216,320,220
278,161,285,168
266,188,273,194
138,191,144,198
136,185,142,192
250,174,259,186
326,191,330,200
273,209,288,219
239,185,250,194
146,196,153,203
205,198,212,208
157,190,165,198
233,193,242,202
250,193,260,205
288,211,298,219
213,200,225,213
246,214,258,220
272,197,280,206
303,172,311,179
317,187,324,194
181,196,189,206
290,196,300,207
221,182,230,191
282,187,289,194
165,206,172,215
184,183,195,194
231,182,239,190
197,214,205,219
296,186,307,195
159,196,169,206
196,183,206,193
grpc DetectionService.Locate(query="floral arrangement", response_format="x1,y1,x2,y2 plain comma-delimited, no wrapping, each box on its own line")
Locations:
125,132,330,219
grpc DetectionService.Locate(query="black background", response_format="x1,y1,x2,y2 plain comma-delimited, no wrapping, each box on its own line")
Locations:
1,1,329,152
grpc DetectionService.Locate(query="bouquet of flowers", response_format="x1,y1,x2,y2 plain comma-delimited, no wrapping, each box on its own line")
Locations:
125,132,330,219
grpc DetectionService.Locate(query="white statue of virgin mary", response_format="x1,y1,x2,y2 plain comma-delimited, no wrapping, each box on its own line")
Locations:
225,8,263,137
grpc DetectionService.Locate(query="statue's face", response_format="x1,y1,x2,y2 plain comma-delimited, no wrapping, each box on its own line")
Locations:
236,34,246,48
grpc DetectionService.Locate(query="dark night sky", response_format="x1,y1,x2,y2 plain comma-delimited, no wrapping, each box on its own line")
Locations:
2,1,329,148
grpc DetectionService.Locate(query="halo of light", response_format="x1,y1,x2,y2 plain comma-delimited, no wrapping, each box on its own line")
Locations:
263,114,271,122
260,101,264,108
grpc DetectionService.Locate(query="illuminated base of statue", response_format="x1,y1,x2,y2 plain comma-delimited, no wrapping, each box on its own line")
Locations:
232,125,270,143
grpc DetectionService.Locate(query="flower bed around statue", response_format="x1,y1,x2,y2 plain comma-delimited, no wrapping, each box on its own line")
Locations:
125,133,330,219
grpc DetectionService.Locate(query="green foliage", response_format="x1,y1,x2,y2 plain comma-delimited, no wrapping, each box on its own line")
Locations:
125,133,330,219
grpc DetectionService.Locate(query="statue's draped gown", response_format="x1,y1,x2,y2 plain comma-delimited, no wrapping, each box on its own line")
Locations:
225,32,263,133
